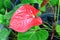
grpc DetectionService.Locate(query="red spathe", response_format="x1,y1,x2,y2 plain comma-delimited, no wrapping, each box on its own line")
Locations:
9,4,42,32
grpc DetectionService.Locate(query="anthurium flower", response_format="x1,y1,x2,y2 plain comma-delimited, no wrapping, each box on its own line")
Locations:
9,4,42,32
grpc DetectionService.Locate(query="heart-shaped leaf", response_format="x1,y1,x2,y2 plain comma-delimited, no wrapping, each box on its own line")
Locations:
17,29,49,40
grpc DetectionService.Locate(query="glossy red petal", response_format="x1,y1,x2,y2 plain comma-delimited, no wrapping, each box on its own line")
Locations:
31,17,42,26
9,18,34,32
9,17,42,32
23,4,39,15
9,4,42,32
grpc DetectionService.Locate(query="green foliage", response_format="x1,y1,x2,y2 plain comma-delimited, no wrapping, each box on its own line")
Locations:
0,8,5,15
49,0,58,6
36,12,42,16
0,27,11,40
3,0,11,9
40,6,46,12
0,14,5,24
28,0,37,3
0,0,59,40
4,4,23,26
56,24,60,36
21,0,28,4
0,0,11,9
0,0,3,9
59,0,60,6
37,0,43,4
0,0,12,15
21,0,43,4
17,29,49,40
4,4,23,20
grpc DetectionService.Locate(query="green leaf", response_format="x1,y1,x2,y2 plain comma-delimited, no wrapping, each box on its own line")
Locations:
37,0,43,4
21,0,29,4
0,14,5,24
0,8,5,15
4,4,23,26
0,27,11,40
29,26,41,31
56,24,60,36
36,12,42,16
21,0,37,3
49,0,58,6
4,4,23,20
0,0,3,9
21,0,43,4
40,6,46,12
3,0,11,9
17,30,49,40
28,0,37,3
59,0,60,6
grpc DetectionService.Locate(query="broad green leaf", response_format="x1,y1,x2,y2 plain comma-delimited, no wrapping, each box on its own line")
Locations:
56,24,60,36
29,26,41,31
0,27,11,40
17,30,49,40
3,0,11,9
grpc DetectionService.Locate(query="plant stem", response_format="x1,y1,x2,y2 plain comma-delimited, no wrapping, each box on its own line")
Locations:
51,6,56,40
41,28,52,31
48,2,57,40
